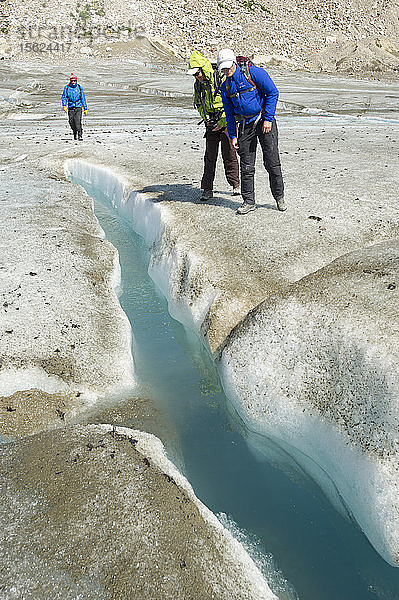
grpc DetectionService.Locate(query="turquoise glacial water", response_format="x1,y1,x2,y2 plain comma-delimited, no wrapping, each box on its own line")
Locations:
74,178,399,600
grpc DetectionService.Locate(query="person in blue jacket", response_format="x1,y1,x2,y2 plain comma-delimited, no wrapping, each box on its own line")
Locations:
61,73,88,141
217,49,285,215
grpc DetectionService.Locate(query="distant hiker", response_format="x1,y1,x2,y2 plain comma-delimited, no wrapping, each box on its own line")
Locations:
187,50,240,201
217,49,286,215
61,73,88,141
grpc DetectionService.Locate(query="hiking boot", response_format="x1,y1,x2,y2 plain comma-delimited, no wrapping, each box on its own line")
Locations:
236,202,256,215
276,196,287,211
200,189,213,201
73,133,77,140
232,187,241,196
78,136,83,141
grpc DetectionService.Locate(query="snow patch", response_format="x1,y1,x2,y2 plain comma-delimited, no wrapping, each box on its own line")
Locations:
0,366,95,404
8,113,48,120
0,366,69,396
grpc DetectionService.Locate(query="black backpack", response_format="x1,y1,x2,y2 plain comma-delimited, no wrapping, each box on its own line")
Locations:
194,63,224,123
211,62,223,95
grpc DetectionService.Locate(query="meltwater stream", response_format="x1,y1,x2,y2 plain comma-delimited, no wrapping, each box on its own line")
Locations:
74,178,399,600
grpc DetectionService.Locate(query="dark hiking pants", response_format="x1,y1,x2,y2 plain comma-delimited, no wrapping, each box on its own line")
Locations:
201,127,239,191
237,118,284,205
68,107,83,138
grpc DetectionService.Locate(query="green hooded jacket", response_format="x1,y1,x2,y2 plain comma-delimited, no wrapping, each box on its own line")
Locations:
188,50,227,129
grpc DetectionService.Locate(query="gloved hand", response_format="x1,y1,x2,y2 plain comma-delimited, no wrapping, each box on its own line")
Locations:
84,110,88,116
63,106,67,113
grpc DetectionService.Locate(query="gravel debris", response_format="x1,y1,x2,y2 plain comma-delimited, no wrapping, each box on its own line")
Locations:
1,0,399,77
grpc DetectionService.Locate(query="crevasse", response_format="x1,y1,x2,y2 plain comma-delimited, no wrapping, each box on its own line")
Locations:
64,158,399,567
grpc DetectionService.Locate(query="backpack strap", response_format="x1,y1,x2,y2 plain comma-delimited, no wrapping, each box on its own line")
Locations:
225,63,266,124
225,78,257,99
66,83,83,107
225,59,259,99
240,62,257,90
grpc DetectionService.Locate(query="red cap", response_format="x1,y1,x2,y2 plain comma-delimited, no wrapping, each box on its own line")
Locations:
70,73,77,81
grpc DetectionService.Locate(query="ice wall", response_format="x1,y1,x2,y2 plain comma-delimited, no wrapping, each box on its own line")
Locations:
65,159,218,349
219,242,399,566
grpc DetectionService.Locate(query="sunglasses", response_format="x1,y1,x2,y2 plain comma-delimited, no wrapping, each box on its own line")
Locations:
192,70,201,78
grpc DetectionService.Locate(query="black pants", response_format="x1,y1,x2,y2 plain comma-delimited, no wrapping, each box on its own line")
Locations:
201,127,240,191
237,118,284,205
68,107,83,138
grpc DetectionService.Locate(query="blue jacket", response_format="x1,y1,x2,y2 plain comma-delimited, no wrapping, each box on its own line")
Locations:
61,83,87,110
220,65,279,139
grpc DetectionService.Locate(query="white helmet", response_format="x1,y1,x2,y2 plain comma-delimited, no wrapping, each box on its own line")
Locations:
217,48,235,73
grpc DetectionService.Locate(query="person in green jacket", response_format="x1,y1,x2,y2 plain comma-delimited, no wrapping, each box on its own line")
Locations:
187,50,240,201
